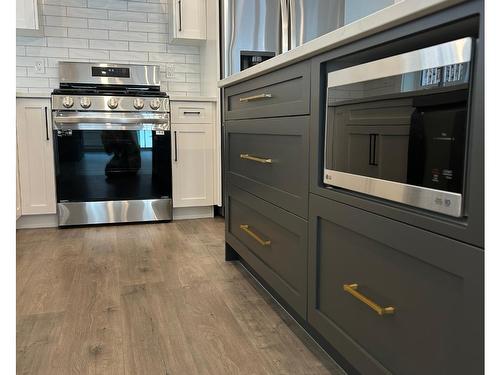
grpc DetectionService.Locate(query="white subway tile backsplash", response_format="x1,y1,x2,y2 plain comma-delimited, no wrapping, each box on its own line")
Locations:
17,67,27,77
67,7,108,19
42,5,67,16
47,37,88,48
168,82,200,92
43,0,86,7
128,22,166,33
108,10,147,22
16,46,26,56
27,67,60,78
46,15,88,28
17,56,45,67
90,39,128,51
167,45,199,55
47,57,89,67
147,33,167,43
87,0,127,10
89,19,127,30
68,28,109,40
28,87,54,95
186,73,201,83
17,0,201,95
26,46,69,58
186,54,200,64
147,12,167,23
127,2,165,13
17,77,50,88
16,36,47,47
149,52,185,63
69,48,110,60
109,30,148,42
110,50,148,61
44,26,68,37
174,64,200,73
129,41,166,52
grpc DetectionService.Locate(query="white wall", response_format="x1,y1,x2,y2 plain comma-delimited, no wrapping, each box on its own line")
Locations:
16,0,202,96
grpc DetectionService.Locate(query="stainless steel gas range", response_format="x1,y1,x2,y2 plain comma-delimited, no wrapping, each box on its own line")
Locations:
51,62,172,226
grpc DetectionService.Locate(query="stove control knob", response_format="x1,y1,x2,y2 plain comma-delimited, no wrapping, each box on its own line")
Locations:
150,98,161,110
62,96,74,108
133,98,144,110
107,97,119,109
80,97,91,109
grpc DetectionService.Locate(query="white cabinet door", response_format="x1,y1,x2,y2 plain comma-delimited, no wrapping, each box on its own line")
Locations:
171,123,214,207
16,98,57,215
16,149,21,220
170,0,206,43
17,0,40,30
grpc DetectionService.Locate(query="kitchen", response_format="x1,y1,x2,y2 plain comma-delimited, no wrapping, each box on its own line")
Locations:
10,0,494,374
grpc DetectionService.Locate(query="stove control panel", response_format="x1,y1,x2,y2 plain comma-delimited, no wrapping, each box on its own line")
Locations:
133,98,144,110
62,96,74,108
80,97,91,109
150,98,161,110
51,95,169,112
107,97,119,109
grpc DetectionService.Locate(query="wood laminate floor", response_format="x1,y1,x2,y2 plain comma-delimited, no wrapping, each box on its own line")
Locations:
17,218,345,375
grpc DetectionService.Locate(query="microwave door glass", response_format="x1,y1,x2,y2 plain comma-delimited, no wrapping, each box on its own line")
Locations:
323,37,472,217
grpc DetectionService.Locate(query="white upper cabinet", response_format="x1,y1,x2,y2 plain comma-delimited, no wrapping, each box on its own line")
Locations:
16,0,40,31
169,0,207,43
16,98,57,215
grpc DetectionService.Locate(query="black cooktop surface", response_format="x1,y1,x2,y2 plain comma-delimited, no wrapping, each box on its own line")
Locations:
52,84,167,97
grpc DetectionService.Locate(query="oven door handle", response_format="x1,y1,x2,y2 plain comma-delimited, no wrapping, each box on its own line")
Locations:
53,112,170,125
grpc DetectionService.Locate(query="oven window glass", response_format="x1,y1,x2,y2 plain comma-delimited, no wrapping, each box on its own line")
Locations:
325,67,470,195
54,130,171,202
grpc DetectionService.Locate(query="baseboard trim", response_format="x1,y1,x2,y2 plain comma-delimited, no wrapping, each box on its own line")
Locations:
16,214,58,229
173,206,214,220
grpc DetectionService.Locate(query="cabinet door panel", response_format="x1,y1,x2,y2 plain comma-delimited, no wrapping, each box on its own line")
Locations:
16,150,21,219
308,193,483,375
16,99,56,215
170,0,206,42
172,123,214,207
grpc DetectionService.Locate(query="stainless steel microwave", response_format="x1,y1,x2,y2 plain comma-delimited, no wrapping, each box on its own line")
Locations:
323,37,473,217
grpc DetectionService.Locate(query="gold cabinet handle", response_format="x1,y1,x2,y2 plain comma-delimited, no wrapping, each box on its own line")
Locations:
240,154,272,164
239,224,271,246
343,283,395,316
239,93,273,102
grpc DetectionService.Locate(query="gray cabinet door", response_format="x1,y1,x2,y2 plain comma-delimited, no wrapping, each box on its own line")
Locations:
226,116,309,218
226,185,308,318
224,61,311,120
308,193,483,375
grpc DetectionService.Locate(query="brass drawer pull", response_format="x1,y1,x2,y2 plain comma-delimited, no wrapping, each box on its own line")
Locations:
343,283,395,316
239,224,271,246
240,153,272,164
239,93,273,102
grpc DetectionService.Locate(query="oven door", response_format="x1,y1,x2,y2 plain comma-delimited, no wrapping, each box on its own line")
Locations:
324,37,473,217
53,112,172,224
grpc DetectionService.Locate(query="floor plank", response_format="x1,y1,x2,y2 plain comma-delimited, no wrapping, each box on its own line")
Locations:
17,218,345,375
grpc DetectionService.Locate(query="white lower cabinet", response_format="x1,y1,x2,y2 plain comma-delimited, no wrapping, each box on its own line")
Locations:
16,150,21,220
16,98,57,216
171,121,214,208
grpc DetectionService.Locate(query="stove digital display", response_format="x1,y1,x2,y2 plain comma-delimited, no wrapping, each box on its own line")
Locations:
91,66,130,78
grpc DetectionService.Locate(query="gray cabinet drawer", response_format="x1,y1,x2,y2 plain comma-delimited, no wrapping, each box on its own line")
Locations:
226,185,307,318
226,117,309,218
224,62,310,120
308,193,483,375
